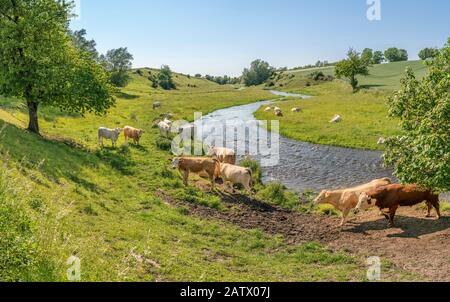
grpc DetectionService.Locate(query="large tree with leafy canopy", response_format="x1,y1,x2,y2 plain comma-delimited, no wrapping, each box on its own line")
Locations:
384,39,449,193
242,60,274,86
0,0,115,134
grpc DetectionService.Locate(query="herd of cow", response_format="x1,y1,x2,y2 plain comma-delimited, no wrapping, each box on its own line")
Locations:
97,120,443,229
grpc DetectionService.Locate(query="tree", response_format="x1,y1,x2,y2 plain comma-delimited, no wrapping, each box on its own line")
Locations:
100,47,134,87
158,65,176,90
334,49,370,92
0,0,115,134
372,50,384,64
384,47,408,62
69,29,99,60
194,74,202,78
418,47,439,60
361,48,374,64
384,39,450,193
242,60,275,86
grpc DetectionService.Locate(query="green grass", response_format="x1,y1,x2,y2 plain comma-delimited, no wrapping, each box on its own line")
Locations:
0,72,383,281
255,81,401,150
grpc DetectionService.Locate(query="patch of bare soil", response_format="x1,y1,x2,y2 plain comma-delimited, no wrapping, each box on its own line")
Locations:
158,190,450,281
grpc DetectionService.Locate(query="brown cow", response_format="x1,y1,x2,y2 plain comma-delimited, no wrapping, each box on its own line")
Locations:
356,184,441,226
172,157,220,190
124,126,145,145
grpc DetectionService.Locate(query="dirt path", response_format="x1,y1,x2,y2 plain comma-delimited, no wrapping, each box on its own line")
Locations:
158,190,450,281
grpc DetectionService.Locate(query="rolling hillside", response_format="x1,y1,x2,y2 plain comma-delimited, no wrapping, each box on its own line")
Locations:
276,60,427,91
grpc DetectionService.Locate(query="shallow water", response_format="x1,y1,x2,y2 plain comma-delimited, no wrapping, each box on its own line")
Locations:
194,92,448,199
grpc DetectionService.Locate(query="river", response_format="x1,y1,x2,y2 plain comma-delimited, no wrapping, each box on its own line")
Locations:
194,91,447,198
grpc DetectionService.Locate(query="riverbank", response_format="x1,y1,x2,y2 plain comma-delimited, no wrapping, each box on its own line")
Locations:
256,81,401,150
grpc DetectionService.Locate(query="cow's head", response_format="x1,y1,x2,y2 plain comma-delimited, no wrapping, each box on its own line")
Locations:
355,193,377,212
172,158,181,169
314,190,331,205
115,128,123,134
138,129,145,138
207,146,216,157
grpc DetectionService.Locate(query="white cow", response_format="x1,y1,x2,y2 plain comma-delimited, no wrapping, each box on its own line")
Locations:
291,107,302,113
219,163,253,194
98,127,122,148
158,121,171,137
330,115,342,123
208,147,236,164
264,107,272,112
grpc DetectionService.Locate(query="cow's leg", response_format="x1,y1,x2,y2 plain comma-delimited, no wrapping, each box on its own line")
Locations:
244,181,252,195
426,202,433,218
432,200,441,219
388,206,398,227
182,171,189,186
340,208,351,227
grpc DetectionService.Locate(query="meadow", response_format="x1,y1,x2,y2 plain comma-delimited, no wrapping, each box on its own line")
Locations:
256,61,428,150
0,72,376,282
0,64,445,282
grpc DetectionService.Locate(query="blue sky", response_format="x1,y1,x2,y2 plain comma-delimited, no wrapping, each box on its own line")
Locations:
70,0,450,76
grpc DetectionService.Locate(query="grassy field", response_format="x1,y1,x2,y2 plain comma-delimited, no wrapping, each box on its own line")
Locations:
280,60,427,91
256,81,401,150
1,72,391,282
255,61,430,150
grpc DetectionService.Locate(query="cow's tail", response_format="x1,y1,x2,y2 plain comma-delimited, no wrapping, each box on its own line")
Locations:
246,168,253,187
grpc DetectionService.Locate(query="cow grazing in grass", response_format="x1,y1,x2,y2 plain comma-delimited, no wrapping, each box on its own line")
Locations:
158,121,171,137
124,126,145,145
291,107,302,113
208,147,236,165
264,107,272,112
275,109,283,117
153,102,161,110
98,127,122,148
330,115,342,123
356,184,441,227
172,157,220,190
219,163,253,195
314,178,392,226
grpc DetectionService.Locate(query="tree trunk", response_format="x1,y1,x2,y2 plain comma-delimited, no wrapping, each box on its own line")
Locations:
27,101,39,134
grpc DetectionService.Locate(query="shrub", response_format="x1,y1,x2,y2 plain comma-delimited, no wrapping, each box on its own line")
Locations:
256,182,300,210
156,137,173,151
239,158,262,185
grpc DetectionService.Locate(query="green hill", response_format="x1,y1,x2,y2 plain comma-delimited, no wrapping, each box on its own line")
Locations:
276,60,427,91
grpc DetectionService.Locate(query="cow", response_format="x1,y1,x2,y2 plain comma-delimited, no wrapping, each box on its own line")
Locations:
163,118,173,127
172,157,220,190
158,121,171,137
275,109,283,117
330,115,342,123
264,107,272,112
219,163,253,194
291,107,302,113
356,184,441,227
314,178,392,226
98,127,122,148
124,126,145,145
273,106,281,112
208,147,236,165
153,102,161,110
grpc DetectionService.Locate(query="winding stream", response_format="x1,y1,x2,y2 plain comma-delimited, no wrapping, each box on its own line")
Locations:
195,91,447,197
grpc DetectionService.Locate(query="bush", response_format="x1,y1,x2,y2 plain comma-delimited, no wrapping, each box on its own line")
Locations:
156,137,173,151
239,158,262,186
256,182,300,210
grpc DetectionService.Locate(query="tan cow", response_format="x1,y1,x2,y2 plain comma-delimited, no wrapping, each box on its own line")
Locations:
219,163,253,194
124,126,145,145
314,178,392,226
208,147,236,164
172,157,220,190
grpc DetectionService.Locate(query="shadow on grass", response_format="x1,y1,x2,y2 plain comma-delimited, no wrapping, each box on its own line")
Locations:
0,122,136,192
116,92,140,100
